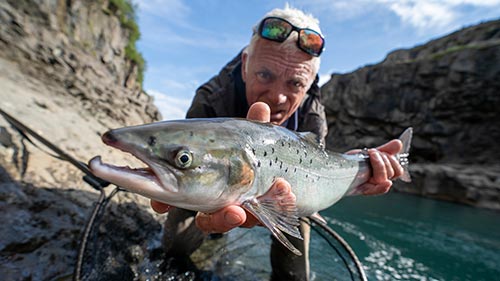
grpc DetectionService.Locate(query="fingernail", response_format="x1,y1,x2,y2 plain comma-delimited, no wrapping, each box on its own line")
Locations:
225,212,243,226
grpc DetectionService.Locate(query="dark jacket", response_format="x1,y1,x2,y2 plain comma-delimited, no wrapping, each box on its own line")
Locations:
186,50,328,144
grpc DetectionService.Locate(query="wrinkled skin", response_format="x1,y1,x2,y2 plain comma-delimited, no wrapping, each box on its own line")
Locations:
151,102,403,233
151,34,404,232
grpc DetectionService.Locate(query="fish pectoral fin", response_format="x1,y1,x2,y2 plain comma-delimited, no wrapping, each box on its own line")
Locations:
241,184,302,256
242,200,302,256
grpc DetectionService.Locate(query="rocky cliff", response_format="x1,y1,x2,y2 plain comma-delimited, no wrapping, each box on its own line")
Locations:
321,19,500,210
0,1,165,279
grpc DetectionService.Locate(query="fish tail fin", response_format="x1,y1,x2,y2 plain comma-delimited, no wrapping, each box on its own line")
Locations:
396,127,412,182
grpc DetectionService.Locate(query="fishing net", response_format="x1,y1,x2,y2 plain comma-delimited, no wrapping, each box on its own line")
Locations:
74,188,367,281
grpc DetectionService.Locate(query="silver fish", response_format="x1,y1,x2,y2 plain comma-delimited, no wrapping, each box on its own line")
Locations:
89,118,412,255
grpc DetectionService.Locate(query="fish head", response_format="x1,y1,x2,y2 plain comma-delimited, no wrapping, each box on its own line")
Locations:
89,119,256,212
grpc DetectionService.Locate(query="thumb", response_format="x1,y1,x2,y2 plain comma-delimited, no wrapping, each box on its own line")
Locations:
247,102,271,122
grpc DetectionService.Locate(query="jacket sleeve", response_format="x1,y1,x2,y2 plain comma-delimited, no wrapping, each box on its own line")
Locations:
186,51,243,119
299,95,328,145
185,83,217,119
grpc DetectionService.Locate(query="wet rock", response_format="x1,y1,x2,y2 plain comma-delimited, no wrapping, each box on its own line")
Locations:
321,20,500,210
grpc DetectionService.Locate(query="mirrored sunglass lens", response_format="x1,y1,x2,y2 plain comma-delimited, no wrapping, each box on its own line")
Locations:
261,18,292,41
299,29,324,55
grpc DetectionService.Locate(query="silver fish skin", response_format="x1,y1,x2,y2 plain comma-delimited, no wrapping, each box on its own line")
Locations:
89,118,412,255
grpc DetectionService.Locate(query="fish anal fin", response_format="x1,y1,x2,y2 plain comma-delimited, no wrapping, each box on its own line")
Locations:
310,212,327,224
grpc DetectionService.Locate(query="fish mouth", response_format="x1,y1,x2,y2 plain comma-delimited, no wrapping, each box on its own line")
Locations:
89,155,179,202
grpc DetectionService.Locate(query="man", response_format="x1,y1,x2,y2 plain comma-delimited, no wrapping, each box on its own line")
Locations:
152,6,403,280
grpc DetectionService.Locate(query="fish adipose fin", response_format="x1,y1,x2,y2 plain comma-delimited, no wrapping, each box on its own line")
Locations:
242,182,303,256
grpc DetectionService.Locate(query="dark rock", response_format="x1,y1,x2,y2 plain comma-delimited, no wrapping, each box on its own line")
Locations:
0,1,166,279
321,19,500,210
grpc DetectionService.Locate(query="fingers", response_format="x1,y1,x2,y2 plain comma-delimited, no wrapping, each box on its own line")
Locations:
247,102,271,122
387,152,404,179
195,205,248,234
376,139,403,155
358,181,392,195
367,149,389,183
369,138,405,182
150,200,173,213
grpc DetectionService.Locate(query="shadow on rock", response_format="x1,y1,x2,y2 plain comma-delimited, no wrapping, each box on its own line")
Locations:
0,163,167,280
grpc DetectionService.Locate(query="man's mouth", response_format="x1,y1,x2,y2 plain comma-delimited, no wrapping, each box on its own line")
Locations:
270,110,286,123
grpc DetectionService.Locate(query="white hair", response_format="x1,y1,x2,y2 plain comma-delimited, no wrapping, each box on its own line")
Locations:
244,5,323,74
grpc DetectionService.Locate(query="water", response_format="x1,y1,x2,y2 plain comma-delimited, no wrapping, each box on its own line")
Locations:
135,192,500,280
317,192,500,281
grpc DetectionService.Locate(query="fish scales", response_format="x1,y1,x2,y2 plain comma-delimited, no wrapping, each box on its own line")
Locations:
89,118,412,255
245,125,368,217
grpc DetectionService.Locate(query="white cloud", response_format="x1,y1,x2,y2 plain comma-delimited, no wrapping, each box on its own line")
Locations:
387,1,456,31
147,89,193,121
136,1,247,51
318,72,332,87
300,0,500,33
135,0,190,25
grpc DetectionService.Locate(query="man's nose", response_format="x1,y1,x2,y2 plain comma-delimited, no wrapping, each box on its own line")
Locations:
268,86,287,105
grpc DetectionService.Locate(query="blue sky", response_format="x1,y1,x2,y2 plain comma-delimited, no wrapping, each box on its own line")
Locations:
135,0,500,120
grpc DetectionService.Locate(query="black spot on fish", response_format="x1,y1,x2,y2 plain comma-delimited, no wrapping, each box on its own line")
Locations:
299,158,303,164
189,131,194,137
306,174,309,178
288,143,291,148
147,136,156,146
209,139,215,143
280,162,283,169
296,149,299,154
310,159,313,164
285,167,288,173
257,161,261,167
269,160,272,166
304,151,308,157
275,157,278,163
294,167,297,173
252,148,256,155
281,141,285,147
271,147,275,154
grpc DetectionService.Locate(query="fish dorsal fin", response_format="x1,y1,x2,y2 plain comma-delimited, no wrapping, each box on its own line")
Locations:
242,182,303,256
298,131,323,148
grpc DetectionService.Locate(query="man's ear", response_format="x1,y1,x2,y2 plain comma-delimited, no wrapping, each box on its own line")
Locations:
241,52,248,82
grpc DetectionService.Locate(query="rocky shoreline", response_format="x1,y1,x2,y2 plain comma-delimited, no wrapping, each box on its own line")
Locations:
321,19,500,210
1,1,499,280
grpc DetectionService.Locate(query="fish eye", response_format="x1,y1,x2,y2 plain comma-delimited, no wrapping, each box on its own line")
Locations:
147,136,157,146
175,150,192,168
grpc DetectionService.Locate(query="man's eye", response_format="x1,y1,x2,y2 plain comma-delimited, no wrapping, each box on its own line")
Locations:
256,72,272,83
290,80,305,90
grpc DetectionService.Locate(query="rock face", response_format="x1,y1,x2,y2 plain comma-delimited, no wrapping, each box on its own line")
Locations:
0,0,160,126
321,20,500,210
0,1,165,280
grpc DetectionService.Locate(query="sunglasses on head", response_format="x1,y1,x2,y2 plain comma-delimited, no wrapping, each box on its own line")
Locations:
258,16,325,57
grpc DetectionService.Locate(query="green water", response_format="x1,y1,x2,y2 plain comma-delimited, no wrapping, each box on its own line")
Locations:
315,192,500,281
138,192,500,280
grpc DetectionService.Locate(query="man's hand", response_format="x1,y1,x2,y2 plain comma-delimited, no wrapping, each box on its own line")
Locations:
150,102,275,233
348,140,404,195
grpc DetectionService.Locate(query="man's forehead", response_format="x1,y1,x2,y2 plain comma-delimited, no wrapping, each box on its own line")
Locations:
250,41,315,76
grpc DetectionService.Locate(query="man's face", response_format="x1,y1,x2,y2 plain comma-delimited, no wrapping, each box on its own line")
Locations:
242,39,316,125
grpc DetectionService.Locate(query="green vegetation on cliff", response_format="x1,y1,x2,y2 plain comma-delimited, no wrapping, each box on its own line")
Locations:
109,0,145,86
